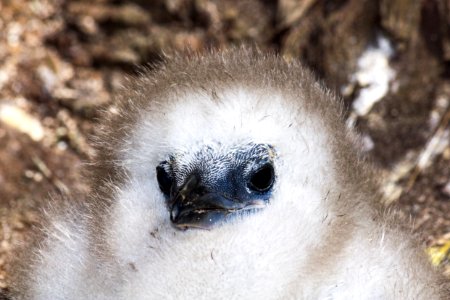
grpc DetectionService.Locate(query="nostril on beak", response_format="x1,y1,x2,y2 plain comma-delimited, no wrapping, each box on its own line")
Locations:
192,186,207,197
168,175,199,207
169,175,203,222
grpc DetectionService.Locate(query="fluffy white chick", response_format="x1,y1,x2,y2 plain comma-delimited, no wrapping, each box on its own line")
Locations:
10,48,449,300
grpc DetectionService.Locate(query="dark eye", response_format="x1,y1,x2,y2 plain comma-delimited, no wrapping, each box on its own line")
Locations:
248,164,275,193
156,165,173,196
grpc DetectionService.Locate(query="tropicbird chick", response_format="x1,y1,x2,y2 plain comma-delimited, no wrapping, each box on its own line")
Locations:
10,48,449,299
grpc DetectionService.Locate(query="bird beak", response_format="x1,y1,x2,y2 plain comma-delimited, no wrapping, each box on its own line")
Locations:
169,175,265,230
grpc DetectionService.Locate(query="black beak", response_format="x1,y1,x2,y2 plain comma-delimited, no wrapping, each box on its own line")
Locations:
169,174,265,229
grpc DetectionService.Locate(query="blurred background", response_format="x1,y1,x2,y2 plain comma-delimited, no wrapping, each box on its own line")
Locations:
0,0,449,293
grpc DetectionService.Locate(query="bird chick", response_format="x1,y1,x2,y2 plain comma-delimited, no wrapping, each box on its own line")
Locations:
9,48,449,299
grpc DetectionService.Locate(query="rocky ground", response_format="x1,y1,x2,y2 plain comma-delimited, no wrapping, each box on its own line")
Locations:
0,0,449,294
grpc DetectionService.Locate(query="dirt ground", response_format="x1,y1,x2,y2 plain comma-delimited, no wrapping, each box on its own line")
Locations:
0,0,449,294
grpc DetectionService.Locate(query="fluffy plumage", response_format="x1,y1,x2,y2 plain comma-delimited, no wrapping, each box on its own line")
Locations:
9,48,449,299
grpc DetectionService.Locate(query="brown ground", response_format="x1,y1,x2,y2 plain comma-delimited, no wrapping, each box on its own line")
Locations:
0,0,449,294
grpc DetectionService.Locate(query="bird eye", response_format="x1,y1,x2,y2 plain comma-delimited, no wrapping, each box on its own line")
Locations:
248,164,275,193
156,165,173,196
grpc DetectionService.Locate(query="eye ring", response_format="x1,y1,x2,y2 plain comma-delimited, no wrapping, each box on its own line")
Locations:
248,163,275,193
156,164,173,196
